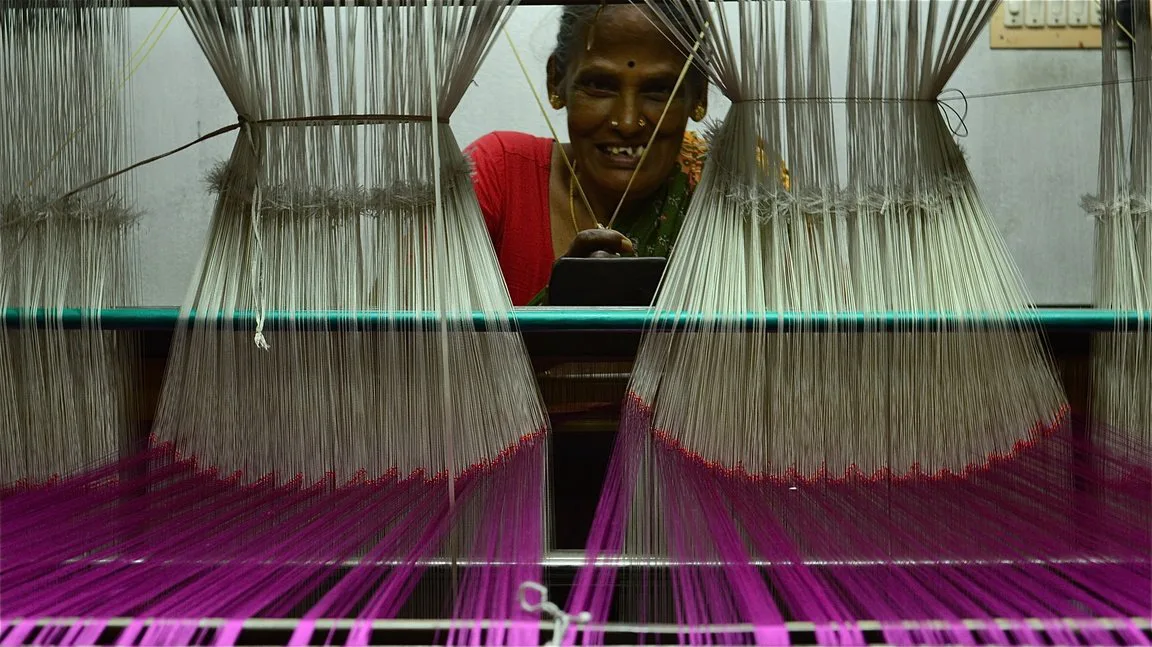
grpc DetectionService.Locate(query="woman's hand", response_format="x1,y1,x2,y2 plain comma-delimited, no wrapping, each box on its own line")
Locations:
563,228,635,258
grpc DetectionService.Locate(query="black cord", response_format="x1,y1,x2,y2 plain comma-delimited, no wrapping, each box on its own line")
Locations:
1118,1,1136,84
1118,0,1136,47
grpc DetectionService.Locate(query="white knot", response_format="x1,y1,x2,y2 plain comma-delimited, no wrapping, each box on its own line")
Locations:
518,581,591,647
253,318,271,351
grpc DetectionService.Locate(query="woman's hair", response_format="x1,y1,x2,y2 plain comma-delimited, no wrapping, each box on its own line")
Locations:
550,3,708,99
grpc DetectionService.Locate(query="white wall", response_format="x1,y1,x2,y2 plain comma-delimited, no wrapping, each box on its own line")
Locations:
125,4,1119,307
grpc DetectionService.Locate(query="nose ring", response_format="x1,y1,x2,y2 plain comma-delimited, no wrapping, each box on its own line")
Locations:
610,118,648,128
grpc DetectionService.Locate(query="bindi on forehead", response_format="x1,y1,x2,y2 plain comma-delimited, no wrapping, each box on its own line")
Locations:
580,30,686,74
576,56,682,80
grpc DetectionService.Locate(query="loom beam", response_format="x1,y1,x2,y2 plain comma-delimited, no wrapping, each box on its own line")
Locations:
2,307,1148,332
6,614,1150,646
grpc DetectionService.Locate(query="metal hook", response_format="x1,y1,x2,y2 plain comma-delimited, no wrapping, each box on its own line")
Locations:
518,581,592,647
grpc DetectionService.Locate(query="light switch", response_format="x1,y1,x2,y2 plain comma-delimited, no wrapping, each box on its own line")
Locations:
991,0,1107,48
1068,0,1089,25
1004,0,1025,26
1024,0,1046,26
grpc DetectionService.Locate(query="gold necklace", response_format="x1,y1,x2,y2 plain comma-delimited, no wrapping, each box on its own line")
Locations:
568,163,603,233
568,164,582,234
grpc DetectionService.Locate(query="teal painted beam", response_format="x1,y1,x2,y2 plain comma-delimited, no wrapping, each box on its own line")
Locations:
3,307,1148,332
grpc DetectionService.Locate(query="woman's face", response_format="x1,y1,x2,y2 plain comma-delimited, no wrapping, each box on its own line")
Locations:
555,7,699,202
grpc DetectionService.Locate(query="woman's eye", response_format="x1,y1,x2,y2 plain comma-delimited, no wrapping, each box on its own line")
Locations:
642,85,676,102
579,80,615,96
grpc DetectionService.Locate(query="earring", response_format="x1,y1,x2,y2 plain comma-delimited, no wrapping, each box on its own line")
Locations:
638,116,647,127
610,119,619,128
549,93,564,110
692,104,707,122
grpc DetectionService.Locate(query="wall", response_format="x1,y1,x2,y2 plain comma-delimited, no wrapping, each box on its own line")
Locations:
124,4,1124,307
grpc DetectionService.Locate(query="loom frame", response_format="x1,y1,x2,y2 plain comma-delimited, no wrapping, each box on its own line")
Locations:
3,307,1149,332
6,614,1150,646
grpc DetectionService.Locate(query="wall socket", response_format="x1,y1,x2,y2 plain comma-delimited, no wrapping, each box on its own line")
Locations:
992,0,1105,49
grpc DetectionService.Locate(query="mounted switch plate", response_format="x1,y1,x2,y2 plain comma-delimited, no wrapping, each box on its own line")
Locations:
992,0,1106,48
1068,0,1090,25
1025,0,1046,25
1004,0,1025,26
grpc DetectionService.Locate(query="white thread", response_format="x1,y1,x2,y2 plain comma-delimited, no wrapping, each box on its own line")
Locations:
424,0,455,507
1082,194,1152,222
242,121,270,352
250,182,270,351
0,0,139,482
150,0,543,485
204,161,473,213
518,581,592,647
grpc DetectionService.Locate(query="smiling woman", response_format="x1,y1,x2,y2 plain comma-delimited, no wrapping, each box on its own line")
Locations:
466,3,710,306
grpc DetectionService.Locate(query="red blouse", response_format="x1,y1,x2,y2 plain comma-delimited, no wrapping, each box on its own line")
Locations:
465,129,720,306
466,131,556,306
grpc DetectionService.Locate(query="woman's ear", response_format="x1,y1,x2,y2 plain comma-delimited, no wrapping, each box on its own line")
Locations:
691,85,709,122
546,56,566,110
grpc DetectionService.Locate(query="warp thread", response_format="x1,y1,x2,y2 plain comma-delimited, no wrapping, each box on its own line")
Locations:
711,176,975,224
43,112,451,211
203,162,475,214
0,196,139,282
0,196,139,228
720,88,971,138
24,110,455,350
1081,194,1152,222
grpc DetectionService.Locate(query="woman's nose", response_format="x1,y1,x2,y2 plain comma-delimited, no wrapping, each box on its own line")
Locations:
609,93,645,136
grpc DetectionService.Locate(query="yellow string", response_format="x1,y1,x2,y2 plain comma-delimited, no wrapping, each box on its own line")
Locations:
128,8,173,71
501,28,599,228
502,22,704,234
123,10,181,93
24,8,179,191
605,23,707,231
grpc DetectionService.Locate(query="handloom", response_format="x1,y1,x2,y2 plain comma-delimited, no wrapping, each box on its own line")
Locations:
1089,0,1151,458
0,0,139,488
565,0,1151,645
2,1,1151,646
3,0,551,644
0,308,1147,646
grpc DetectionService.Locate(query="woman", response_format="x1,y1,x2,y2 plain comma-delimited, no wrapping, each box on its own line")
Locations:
467,3,709,306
